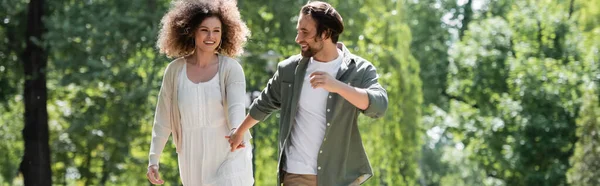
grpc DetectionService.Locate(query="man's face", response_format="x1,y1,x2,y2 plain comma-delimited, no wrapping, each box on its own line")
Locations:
295,14,324,58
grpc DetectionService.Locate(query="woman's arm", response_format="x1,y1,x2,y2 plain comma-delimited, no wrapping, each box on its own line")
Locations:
225,60,247,130
148,67,173,168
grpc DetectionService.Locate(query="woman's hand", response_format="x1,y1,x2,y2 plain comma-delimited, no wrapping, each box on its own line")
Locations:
146,165,164,185
225,128,246,152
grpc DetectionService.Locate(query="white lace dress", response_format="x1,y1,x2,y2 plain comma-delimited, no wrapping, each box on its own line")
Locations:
177,64,253,186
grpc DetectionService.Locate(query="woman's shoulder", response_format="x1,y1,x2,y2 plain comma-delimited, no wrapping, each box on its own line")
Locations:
167,57,186,68
218,55,245,83
219,55,243,71
220,55,241,65
164,57,186,74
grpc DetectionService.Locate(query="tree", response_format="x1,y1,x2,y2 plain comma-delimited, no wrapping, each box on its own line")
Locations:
0,0,28,184
337,0,423,184
567,0,600,184
445,0,582,184
20,0,52,185
568,85,600,185
42,0,179,184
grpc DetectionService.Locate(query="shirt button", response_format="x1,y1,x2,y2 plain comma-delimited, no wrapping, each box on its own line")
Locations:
318,166,321,170
288,84,291,87
319,150,323,154
327,123,330,126
327,109,330,112
328,95,332,99
323,138,327,141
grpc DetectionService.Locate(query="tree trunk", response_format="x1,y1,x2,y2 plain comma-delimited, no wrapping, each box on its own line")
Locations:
20,0,51,185
459,0,473,39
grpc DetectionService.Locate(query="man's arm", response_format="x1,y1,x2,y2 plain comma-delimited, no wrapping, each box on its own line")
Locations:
333,82,370,110
356,65,388,118
309,64,388,118
248,69,283,120
227,115,260,151
310,71,369,109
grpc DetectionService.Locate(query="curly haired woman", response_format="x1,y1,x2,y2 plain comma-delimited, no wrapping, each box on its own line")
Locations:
146,0,253,185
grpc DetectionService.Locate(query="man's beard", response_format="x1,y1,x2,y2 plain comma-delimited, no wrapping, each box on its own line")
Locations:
300,42,323,58
301,47,316,57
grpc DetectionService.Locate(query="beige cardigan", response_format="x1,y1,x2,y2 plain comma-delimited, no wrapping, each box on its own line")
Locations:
149,55,251,167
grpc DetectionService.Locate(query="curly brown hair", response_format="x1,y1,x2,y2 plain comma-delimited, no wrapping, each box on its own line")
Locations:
156,0,250,58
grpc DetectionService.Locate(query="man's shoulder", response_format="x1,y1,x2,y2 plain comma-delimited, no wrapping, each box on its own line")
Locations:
347,53,377,73
277,54,303,70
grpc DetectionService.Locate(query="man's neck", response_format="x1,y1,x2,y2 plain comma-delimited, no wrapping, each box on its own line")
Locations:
312,42,339,62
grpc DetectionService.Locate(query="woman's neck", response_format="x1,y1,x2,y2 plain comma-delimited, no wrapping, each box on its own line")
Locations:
190,50,218,68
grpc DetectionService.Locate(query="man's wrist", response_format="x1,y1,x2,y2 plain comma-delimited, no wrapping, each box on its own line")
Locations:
234,127,247,135
334,80,350,93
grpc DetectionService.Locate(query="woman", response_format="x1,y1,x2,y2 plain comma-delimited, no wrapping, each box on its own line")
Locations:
146,0,252,185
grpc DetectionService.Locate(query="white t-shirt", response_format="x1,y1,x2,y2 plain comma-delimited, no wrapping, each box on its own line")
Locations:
284,49,343,174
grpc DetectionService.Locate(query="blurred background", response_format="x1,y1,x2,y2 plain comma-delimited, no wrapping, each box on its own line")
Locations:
1,0,599,185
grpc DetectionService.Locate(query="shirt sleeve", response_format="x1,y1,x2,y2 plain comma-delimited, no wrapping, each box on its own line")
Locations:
359,64,388,118
248,69,283,121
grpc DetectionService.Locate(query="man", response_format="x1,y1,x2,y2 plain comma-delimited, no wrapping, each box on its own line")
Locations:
227,1,388,185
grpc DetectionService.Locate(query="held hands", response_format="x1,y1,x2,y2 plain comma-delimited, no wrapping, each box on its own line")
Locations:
146,165,164,185
225,128,246,152
309,71,344,92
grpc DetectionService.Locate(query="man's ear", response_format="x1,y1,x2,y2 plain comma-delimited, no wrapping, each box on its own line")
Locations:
320,30,331,41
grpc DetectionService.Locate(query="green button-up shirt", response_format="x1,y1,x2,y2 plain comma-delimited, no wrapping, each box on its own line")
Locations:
249,43,388,186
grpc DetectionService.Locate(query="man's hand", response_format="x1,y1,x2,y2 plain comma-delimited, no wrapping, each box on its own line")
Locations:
225,128,246,152
146,165,164,185
309,71,345,92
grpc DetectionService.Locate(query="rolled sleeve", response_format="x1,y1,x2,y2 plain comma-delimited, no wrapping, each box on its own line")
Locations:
360,65,388,118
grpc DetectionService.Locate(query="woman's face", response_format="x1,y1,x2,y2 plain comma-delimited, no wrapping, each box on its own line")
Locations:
194,16,222,53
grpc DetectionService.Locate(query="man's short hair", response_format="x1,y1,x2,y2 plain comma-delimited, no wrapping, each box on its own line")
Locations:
300,1,344,43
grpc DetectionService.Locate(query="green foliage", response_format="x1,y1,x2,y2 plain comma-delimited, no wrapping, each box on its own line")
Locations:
40,0,178,185
567,0,600,184
413,0,599,185
347,0,423,185
567,84,600,185
438,0,583,185
0,0,29,185
1,0,599,185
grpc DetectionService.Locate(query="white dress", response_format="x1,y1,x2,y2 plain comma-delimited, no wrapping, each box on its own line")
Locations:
177,64,254,186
